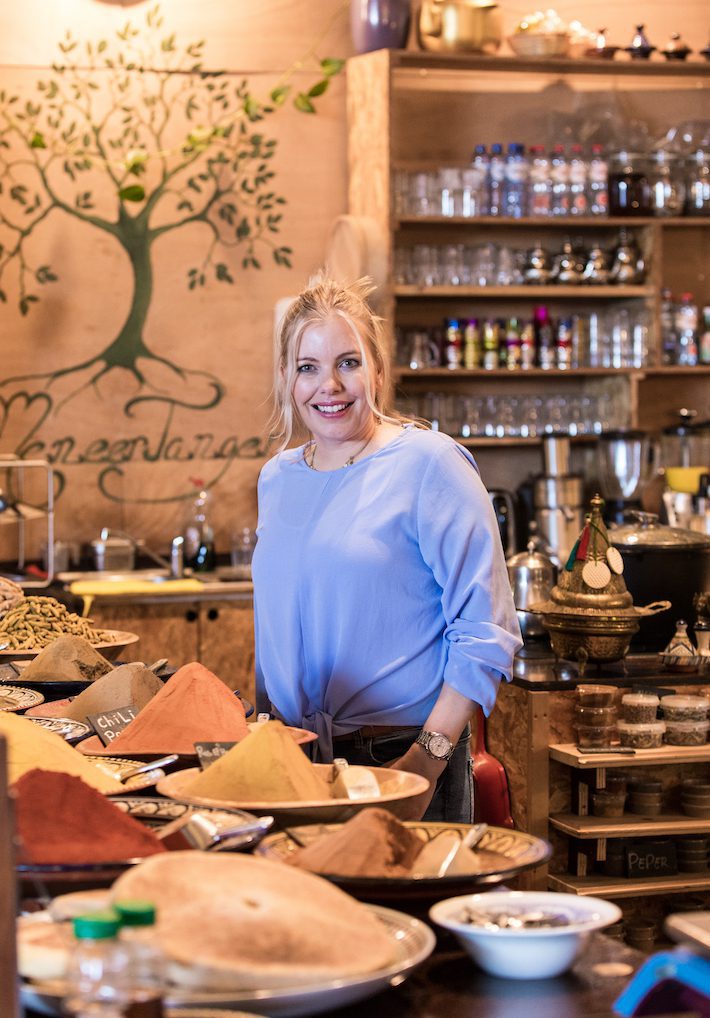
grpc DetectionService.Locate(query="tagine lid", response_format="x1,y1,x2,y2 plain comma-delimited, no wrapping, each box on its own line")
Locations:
531,493,638,617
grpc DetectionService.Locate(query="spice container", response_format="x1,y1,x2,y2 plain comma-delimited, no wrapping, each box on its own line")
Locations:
604,772,628,794
627,789,664,815
592,790,627,817
617,720,665,749
664,719,710,746
575,723,617,748
620,693,659,724
660,695,709,721
624,919,657,952
574,705,617,726
600,841,626,878
575,684,617,707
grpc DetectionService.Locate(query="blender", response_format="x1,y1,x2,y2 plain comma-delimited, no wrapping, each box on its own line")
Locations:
532,435,585,566
660,409,710,527
596,429,658,525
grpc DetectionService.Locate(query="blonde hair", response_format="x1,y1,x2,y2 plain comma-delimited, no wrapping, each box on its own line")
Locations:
269,272,412,449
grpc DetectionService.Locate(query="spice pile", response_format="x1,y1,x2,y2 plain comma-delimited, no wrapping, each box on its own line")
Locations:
0,711,120,792
185,720,332,802
13,769,166,864
108,661,248,755
21,635,113,684
290,807,423,877
64,662,163,723
0,597,117,651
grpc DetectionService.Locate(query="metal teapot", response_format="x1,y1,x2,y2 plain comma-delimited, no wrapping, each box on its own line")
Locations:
418,0,503,54
506,539,556,638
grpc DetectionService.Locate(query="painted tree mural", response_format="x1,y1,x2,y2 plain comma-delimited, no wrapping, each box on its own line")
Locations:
0,4,342,411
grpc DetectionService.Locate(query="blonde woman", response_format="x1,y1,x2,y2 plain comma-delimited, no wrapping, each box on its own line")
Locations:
252,274,521,822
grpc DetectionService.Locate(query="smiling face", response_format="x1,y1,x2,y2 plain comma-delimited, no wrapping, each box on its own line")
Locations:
292,314,379,454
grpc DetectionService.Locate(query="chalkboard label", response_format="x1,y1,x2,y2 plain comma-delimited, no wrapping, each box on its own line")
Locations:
194,741,236,770
87,705,137,747
626,840,677,879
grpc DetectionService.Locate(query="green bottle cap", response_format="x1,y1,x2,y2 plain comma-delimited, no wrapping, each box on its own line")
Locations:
113,899,157,926
73,910,122,940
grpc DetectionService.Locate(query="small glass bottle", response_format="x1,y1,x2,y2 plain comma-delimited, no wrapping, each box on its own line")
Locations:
528,144,553,217
114,900,165,1018
487,143,505,217
63,911,131,1018
183,478,216,573
550,144,570,217
587,144,608,216
568,144,589,215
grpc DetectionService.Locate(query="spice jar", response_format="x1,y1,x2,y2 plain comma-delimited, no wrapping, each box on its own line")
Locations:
575,684,617,708
609,151,652,216
592,790,627,817
660,695,709,721
618,720,665,749
664,718,710,746
621,693,659,724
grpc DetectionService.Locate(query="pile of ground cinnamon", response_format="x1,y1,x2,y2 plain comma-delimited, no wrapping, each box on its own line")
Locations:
289,807,424,878
21,636,112,683
65,663,163,724
0,712,120,792
185,720,331,802
13,768,166,864
108,661,248,754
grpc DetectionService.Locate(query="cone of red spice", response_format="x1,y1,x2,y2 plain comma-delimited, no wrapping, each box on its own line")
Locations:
107,661,248,755
12,769,166,865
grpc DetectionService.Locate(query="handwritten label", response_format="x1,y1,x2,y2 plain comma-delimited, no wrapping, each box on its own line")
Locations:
87,705,137,747
194,741,236,770
626,840,677,879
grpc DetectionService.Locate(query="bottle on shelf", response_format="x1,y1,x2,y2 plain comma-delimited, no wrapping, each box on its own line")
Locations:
487,142,505,217
534,305,556,369
528,144,553,217
556,317,573,369
463,318,481,369
469,143,490,216
685,148,710,216
587,144,608,216
660,288,677,365
503,142,528,219
444,318,462,369
114,900,164,1018
505,317,522,369
674,292,699,366
482,319,499,369
550,144,570,217
568,144,589,216
700,306,710,365
183,477,216,573
520,319,536,369
63,911,131,1018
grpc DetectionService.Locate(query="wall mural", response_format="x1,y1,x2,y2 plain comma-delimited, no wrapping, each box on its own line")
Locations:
0,4,343,511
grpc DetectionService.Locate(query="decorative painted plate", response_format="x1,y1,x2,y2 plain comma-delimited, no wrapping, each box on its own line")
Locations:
0,684,45,712
26,716,91,743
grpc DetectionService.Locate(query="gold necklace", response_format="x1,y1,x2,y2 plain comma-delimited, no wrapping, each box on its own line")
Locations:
307,431,375,471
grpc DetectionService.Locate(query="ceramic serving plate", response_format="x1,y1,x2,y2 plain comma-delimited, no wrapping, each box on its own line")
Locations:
0,684,45,712
0,629,139,664
156,764,429,825
75,723,317,759
20,904,434,1018
86,754,166,794
257,822,552,902
26,716,91,743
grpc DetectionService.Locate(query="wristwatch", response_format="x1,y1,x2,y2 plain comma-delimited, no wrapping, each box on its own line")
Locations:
416,729,455,762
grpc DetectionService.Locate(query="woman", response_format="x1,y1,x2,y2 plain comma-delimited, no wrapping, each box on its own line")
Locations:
252,274,522,822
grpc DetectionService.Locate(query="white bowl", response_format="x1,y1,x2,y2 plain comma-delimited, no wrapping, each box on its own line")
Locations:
429,890,621,980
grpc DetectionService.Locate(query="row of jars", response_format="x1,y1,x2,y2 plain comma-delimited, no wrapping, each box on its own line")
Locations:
610,149,710,217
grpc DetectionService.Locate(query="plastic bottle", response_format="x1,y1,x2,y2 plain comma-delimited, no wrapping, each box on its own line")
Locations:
463,319,481,369
502,142,528,218
114,900,164,1018
444,318,462,369
63,911,131,1018
700,306,710,365
588,144,608,216
550,144,570,217
482,319,499,369
528,144,552,217
674,292,699,366
183,478,216,572
469,143,490,216
487,143,505,217
534,305,556,369
568,144,588,216
505,317,522,369
660,288,677,365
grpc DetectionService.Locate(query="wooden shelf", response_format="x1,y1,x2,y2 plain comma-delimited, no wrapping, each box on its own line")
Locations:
396,215,710,228
394,285,654,299
550,812,710,839
549,742,710,769
384,51,710,79
394,366,638,379
548,872,710,898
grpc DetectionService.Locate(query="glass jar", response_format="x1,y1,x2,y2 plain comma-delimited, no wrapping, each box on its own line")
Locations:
608,151,652,216
649,151,686,216
685,149,710,216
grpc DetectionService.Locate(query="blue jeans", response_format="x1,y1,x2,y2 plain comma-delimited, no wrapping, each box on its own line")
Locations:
329,725,473,824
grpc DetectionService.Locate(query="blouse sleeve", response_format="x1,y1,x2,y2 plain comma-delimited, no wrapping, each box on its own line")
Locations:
415,441,523,715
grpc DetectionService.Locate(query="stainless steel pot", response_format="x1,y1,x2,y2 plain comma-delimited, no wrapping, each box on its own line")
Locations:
418,0,503,53
506,541,556,638
610,511,710,650
535,505,585,565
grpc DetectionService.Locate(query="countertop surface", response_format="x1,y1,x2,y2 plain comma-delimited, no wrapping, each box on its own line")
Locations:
512,645,710,691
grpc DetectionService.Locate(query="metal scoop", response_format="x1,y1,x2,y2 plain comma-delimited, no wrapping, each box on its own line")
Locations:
158,811,274,851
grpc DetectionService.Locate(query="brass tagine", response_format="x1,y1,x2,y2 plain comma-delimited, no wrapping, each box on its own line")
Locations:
531,494,669,675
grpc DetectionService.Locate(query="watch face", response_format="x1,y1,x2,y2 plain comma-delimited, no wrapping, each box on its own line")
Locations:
428,733,452,759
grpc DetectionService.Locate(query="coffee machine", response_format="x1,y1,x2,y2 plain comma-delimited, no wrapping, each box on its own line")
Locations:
596,429,657,525
532,436,585,567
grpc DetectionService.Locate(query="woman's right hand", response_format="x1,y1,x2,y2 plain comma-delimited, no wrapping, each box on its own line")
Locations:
387,743,447,820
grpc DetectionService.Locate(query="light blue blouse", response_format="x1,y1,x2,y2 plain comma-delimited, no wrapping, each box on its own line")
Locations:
252,425,522,760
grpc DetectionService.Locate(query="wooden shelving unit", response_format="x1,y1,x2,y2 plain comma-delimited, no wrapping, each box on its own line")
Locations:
549,872,710,898
549,743,710,768
550,812,710,839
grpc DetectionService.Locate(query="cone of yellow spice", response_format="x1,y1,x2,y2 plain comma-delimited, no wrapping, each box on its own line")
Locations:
184,720,331,803
0,712,121,793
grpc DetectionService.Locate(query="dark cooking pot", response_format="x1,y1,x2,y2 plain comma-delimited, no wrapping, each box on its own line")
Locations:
610,511,710,651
